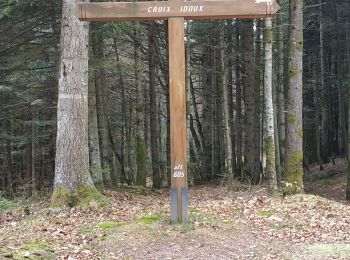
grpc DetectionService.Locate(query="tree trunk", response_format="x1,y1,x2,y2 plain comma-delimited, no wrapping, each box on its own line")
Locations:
202,50,213,181
264,18,277,193
26,108,35,194
346,11,350,200
276,0,285,180
218,21,233,175
186,21,192,183
148,22,161,188
51,0,105,207
92,25,113,187
227,21,237,174
242,20,260,184
319,0,329,164
313,56,323,171
134,24,147,187
88,66,103,189
333,0,347,157
235,22,243,178
6,120,13,196
284,0,304,194
255,20,263,181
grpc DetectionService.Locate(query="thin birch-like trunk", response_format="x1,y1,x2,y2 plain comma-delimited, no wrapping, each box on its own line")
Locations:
88,69,103,188
264,18,277,193
218,21,233,175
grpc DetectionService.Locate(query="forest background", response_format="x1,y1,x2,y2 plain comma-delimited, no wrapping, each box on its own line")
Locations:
0,0,350,202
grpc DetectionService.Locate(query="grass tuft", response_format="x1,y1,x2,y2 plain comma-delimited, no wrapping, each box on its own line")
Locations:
99,221,124,229
139,216,161,224
258,210,273,218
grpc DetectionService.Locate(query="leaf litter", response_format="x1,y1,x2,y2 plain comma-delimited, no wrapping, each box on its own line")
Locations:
1,163,350,259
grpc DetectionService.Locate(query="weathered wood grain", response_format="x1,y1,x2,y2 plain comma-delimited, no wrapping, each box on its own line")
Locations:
75,0,280,22
169,16,187,222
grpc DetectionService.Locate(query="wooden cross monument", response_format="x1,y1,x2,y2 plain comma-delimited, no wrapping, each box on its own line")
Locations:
75,0,280,223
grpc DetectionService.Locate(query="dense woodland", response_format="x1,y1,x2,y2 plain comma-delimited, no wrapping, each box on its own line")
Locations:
1,0,350,204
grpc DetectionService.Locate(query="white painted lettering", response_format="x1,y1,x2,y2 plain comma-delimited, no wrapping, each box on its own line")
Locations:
148,4,205,13
173,164,185,178
180,5,204,13
147,6,172,13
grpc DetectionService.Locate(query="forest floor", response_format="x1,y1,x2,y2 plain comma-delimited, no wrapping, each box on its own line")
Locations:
1,159,350,259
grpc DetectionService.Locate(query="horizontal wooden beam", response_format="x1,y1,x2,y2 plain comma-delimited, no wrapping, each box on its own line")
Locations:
75,0,280,22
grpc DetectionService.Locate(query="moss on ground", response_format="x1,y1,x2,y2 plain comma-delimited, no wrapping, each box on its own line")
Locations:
0,196,22,212
317,178,337,186
170,222,195,232
305,244,350,257
1,240,56,259
99,221,124,229
258,210,273,218
139,216,161,224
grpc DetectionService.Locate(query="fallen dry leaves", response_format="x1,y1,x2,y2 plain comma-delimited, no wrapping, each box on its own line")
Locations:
1,175,350,259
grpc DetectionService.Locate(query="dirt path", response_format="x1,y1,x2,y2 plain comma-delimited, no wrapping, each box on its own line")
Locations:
1,164,350,259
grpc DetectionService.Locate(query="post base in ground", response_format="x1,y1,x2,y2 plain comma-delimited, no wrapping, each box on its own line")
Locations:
170,187,188,223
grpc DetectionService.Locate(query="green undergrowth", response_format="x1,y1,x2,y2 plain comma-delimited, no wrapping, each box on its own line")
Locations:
0,240,56,259
0,196,22,213
171,222,195,232
139,215,161,224
317,178,337,186
80,226,95,234
305,244,350,257
117,185,160,196
258,210,273,218
51,184,110,208
189,207,200,213
99,220,124,229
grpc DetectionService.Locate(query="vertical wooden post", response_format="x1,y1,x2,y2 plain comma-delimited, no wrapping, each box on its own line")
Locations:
169,17,188,223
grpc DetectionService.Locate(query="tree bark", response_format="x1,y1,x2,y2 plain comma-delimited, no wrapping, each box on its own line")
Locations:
88,65,103,188
51,0,105,207
264,18,277,193
319,0,329,164
313,55,323,171
202,50,213,181
134,24,147,187
242,20,260,184
148,22,161,188
92,25,113,187
235,22,243,178
218,21,233,175
276,0,285,181
284,0,304,194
